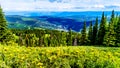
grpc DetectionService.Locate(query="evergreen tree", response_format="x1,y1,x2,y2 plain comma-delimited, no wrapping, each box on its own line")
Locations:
50,32,54,47
116,16,120,46
61,31,67,46
103,22,116,46
88,21,93,45
103,10,116,46
43,34,49,47
111,10,115,23
80,21,88,45
110,10,116,29
97,12,107,45
67,29,72,46
93,17,98,45
114,11,119,31
76,34,81,45
25,34,29,47
0,6,9,42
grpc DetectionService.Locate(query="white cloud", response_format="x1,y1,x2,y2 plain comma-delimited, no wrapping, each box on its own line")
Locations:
93,5,105,8
0,0,120,11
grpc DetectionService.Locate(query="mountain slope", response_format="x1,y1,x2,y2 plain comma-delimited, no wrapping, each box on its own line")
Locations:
6,15,98,31
6,11,120,31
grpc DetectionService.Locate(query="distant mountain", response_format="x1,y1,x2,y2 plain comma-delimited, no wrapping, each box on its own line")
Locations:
5,11,120,16
6,15,98,32
5,11,120,32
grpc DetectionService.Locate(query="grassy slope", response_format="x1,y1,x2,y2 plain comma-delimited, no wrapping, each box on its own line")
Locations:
0,44,120,68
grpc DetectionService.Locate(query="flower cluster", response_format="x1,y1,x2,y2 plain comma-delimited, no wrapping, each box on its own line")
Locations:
0,45,120,68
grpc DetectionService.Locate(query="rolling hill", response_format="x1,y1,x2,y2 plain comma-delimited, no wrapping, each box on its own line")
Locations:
5,11,120,32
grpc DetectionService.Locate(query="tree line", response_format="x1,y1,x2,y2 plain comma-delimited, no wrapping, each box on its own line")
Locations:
80,10,120,46
87,10,120,46
0,6,120,47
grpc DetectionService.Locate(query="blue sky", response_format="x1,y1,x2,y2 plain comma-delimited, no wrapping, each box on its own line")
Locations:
0,0,120,12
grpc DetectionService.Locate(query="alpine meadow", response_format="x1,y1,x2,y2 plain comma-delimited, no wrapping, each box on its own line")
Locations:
0,0,120,68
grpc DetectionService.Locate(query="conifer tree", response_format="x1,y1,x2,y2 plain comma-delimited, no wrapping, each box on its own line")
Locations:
103,22,116,46
88,21,93,45
80,21,88,45
103,10,116,46
111,10,115,23
0,6,8,42
110,10,116,29
116,16,120,46
97,12,107,45
93,17,98,45
67,29,72,46
61,31,67,46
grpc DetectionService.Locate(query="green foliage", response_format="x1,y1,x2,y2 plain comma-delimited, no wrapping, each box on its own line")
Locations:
60,31,67,46
0,45,120,68
103,23,116,46
0,7,14,43
88,21,93,44
25,34,38,47
0,6,8,42
111,10,115,23
80,21,88,45
93,17,98,45
116,17,120,46
67,29,73,46
11,29,74,47
97,12,107,45
103,10,116,46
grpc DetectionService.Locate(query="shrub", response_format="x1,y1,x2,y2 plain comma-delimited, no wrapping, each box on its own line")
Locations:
0,46,120,68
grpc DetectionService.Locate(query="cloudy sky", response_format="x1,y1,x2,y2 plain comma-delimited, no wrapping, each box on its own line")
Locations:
0,0,120,12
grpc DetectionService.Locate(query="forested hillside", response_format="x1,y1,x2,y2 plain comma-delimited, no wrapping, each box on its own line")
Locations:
0,5,120,47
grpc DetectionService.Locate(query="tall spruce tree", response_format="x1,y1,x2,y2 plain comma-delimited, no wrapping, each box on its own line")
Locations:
0,6,8,42
61,31,67,46
111,10,116,29
80,21,88,45
93,17,98,45
116,16,120,46
67,29,72,46
111,10,115,23
103,10,116,46
97,12,107,45
88,21,93,45
103,22,116,46
111,10,118,30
